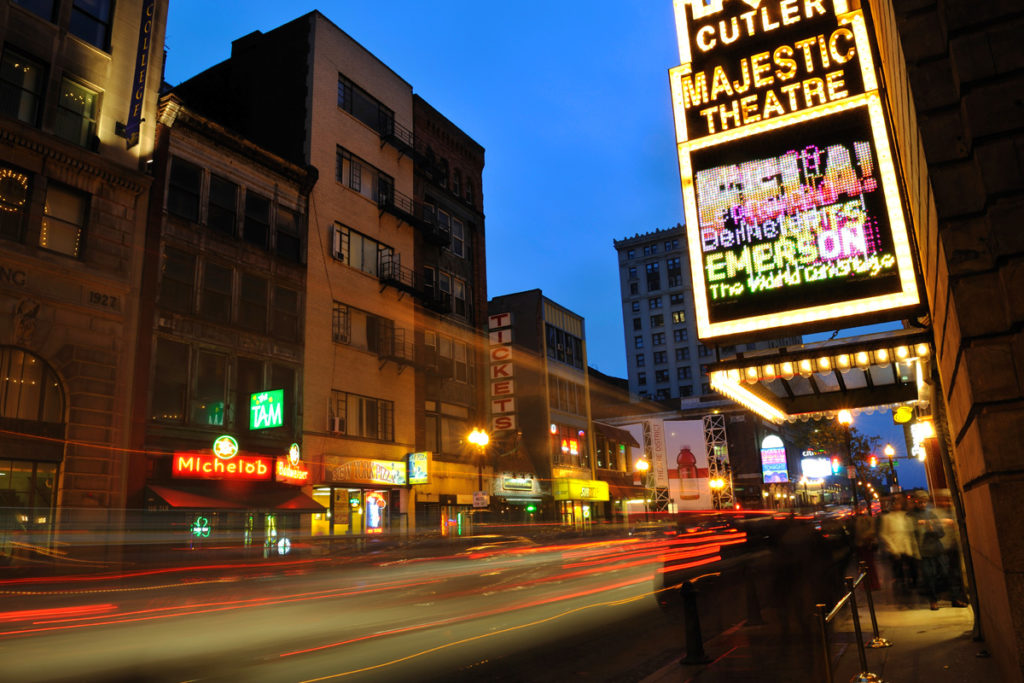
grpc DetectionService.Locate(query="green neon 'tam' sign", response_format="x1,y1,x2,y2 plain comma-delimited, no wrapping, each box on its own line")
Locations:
250,389,284,430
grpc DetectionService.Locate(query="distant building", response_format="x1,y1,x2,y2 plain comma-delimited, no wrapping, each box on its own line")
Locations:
0,0,167,556
613,225,800,403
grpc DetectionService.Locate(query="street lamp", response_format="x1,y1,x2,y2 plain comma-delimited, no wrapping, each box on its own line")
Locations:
467,427,489,491
635,457,651,522
837,409,857,509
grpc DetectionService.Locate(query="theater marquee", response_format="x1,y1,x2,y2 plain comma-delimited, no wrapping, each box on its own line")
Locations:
669,0,920,340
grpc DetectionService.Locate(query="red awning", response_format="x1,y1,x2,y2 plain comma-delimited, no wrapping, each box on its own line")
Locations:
249,490,326,512
606,483,646,499
147,485,245,510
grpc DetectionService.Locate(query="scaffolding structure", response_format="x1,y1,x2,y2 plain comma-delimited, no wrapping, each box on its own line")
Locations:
703,414,734,510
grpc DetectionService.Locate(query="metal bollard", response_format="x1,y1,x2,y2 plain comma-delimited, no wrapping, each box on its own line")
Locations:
679,580,712,665
845,576,884,683
858,562,893,649
816,603,833,683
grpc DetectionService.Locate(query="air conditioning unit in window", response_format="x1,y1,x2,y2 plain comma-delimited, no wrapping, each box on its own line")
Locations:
328,416,343,433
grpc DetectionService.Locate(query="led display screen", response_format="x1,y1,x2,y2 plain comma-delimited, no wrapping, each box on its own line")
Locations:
760,436,789,483
694,105,900,324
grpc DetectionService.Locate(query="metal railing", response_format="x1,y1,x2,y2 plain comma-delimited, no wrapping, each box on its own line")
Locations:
815,563,892,683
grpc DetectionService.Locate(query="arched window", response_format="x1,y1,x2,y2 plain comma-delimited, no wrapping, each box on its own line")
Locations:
0,347,64,423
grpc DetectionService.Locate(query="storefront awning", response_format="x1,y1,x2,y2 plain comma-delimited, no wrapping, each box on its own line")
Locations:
147,485,325,512
607,483,646,500
593,421,640,447
707,329,932,424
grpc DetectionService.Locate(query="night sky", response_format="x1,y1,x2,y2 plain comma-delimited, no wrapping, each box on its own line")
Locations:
163,1,927,487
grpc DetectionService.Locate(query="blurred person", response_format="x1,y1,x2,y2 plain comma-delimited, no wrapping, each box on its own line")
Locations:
908,490,946,610
853,506,880,590
877,495,917,606
933,489,969,608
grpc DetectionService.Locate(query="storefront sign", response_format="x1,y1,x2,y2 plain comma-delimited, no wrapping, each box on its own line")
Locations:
325,457,407,486
489,313,517,433
760,435,789,483
173,451,272,481
123,0,157,148
407,452,429,485
670,0,919,340
365,492,387,534
502,475,535,492
552,478,610,502
275,456,309,485
250,389,284,430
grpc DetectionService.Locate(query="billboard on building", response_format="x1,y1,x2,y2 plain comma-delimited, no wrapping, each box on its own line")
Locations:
669,0,920,340
664,419,712,509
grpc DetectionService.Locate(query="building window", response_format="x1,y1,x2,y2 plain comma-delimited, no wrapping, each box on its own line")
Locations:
41,182,86,257
151,338,189,423
0,48,45,126
628,266,637,280
453,277,467,317
665,239,679,251
454,341,468,382
629,282,639,295
450,218,465,257
207,175,237,237
332,302,391,355
634,335,643,349
0,165,31,242
648,297,662,310
646,262,660,291
653,351,667,365
243,191,270,248
655,370,669,383
631,301,640,312
698,343,712,357
652,333,665,346
272,286,299,342
159,247,195,313
701,364,711,376
636,353,645,367
670,293,685,305
336,147,388,204
330,390,394,442
191,350,227,425
238,273,268,332
275,206,302,263
672,310,686,324
546,324,583,369
331,301,350,344
54,77,97,147
337,73,393,135
679,366,692,380
167,158,201,222
632,318,642,331
702,383,711,394
638,372,647,386
650,314,664,327
656,388,670,400
199,262,232,324
12,1,56,22
332,223,392,277
465,181,474,206
552,423,589,469
627,249,635,259
680,385,693,397
674,328,688,342
676,347,690,361
667,257,682,288
70,0,113,50
452,169,462,197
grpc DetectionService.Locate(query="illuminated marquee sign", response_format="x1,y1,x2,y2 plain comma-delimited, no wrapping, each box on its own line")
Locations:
760,435,789,483
250,389,284,430
670,0,919,340
325,457,407,486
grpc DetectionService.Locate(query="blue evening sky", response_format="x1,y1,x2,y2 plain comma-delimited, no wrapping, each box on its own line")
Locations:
162,1,926,487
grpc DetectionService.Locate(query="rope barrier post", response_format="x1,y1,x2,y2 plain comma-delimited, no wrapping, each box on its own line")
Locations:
816,603,833,683
679,580,711,665
858,562,893,649
845,576,884,683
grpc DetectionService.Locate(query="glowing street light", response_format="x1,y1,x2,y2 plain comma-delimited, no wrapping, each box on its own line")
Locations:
635,457,651,522
467,428,490,492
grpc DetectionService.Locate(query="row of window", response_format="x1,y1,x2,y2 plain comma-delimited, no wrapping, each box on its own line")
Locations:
332,301,395,356
624,238,680,260
626,255,684,293
423,411,469,456
594,435,628,471
551,423,589,470
13,0,114,51
337,146,393,205
545,324,584,370
0,164,88,258
630,294,686,312
166,157,303,263
548,375,586,416
429,206,467,258
633,328,692,350
423,266,469,318
1,46,98,148
160,247,300,341
423,331,472,383
329,390,394,442
150,338,297,429
632,311,687,331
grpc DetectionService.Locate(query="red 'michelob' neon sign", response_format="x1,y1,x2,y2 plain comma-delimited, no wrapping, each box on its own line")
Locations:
173,452,272,481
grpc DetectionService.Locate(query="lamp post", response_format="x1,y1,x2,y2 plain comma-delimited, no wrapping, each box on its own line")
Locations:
884,443,900,493
635,457,651,522
467,428,489,492
837,409,858,509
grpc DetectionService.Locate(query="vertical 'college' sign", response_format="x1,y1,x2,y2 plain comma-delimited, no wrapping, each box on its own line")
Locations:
488,313,516,433
669,0,920,340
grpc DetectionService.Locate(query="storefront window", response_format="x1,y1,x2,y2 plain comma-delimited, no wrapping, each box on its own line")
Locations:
0,459,56,530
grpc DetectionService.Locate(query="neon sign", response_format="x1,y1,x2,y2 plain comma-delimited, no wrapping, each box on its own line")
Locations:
250,390,284,430
275,456,309,485
670,0,920,340
760,435,789,483
407,452,429,485
174,452,272,480
365,492,387,534
191,516,210,538
213,435,239,459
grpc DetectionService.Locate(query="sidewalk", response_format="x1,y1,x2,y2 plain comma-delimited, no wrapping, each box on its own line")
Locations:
642,592,998,683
